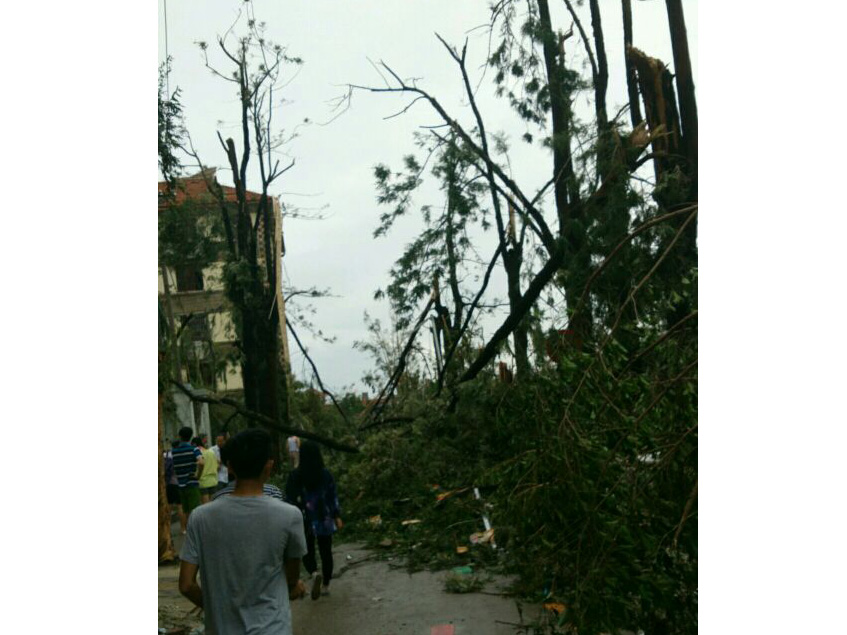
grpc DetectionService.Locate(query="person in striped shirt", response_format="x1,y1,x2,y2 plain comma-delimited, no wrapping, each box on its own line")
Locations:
172,426,205,530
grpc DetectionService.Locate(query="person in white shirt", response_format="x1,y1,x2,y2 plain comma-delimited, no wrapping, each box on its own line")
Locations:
179,429,308,635
287,435,301,468
212,434,229,490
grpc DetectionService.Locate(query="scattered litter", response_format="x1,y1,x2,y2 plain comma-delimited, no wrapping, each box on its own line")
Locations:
379,538,393,547
469,528,495,545
431,625,456,635
451,565,473,575
456,546,469,554
346,554,353,561
401,519,422,526
474,488,498,549
372,596,382,602
543,602,567,615
368,515,383,526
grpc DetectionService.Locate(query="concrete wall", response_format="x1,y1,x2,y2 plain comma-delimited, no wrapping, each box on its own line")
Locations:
220,359,244,392
209,311,236,345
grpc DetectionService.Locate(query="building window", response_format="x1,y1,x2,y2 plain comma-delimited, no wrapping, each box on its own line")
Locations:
186,313,211,343
175,265,204,292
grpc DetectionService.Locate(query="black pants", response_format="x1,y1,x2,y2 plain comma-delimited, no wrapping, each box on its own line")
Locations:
303,532,334,584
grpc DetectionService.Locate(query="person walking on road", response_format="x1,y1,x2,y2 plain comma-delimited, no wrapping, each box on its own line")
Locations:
211,434,229,490
179,428,308,635
164,441,186,533
172,427,204,532
194,436,219,504
285,440,343,600
287,435,301,469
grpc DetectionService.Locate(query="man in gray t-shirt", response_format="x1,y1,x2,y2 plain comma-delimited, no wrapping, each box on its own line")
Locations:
179,429,308,635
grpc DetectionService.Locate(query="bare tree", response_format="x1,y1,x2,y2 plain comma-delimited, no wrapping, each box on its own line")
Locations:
178,9,303,469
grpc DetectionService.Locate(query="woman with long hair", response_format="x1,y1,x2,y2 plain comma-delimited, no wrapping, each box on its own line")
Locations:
285,440,342,600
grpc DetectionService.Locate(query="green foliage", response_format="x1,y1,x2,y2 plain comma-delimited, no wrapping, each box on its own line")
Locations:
354,9,698,630
346,287,697,631
158,200,224,269
373,136,489,332
158,58,185,187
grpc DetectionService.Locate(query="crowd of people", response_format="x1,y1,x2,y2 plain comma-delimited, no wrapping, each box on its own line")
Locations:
163,427,342,634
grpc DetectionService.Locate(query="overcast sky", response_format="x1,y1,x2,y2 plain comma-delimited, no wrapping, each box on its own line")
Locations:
158,0,698,394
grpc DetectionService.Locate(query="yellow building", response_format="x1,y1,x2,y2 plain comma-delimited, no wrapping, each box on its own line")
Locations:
159,170,292,438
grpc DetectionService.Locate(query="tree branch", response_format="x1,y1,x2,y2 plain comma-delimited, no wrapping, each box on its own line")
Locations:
458,241,566,385
437,242,503,393
351,70,557,256
285,317,353,429
562,0,598,80
566,205,697,331
361,297,435,428
170,380,358,453
672,477,697,550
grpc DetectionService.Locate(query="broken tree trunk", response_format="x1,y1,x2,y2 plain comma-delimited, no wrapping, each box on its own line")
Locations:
627,46,683,182
628,44,697,325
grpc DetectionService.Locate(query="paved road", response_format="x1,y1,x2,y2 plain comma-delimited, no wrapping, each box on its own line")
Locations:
291,543,525,635
159,517,531,634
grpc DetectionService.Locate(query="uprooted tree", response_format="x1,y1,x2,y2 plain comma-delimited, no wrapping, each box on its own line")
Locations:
345,1,697,632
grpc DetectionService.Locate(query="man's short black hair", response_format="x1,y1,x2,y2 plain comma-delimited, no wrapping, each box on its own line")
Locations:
178,426,194,441
227,428,272,480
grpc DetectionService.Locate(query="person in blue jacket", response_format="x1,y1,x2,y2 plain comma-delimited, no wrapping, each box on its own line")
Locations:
285,440,343,600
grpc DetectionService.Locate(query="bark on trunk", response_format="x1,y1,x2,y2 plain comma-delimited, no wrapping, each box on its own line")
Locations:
536,0,579,233
160,266,182,382
242,302,287,473
665,0,698,199
240,309,261,415
505,253,530,378
158,391,176,563
588,0,609,136
621,0,643,128
536,0,592,344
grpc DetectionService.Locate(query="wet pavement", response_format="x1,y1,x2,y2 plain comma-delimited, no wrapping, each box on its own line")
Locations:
159,517,530,634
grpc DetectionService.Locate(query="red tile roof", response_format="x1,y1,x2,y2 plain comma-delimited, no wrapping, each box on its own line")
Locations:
158,169,264,211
